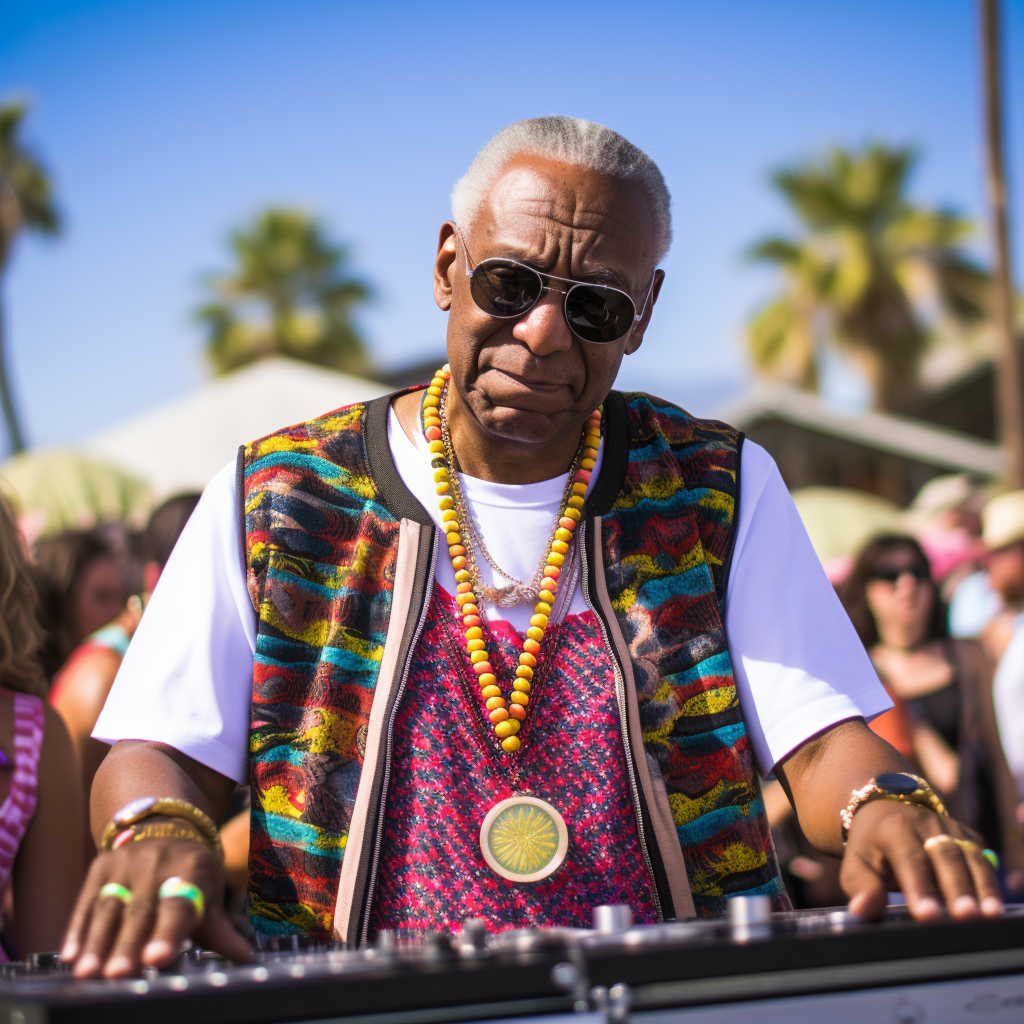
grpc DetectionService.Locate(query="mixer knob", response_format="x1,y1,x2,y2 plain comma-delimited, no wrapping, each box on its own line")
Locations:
423,931,455,960
460,918,489,953
592,904,633,934
727,895,772,942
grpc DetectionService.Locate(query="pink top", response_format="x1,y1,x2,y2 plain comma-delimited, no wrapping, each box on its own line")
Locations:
0,693,44,961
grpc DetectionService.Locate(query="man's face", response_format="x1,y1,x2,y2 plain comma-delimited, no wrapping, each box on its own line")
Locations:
987,541,1024,603
434,154,663,446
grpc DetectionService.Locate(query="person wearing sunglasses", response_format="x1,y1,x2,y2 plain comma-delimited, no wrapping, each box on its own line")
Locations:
840,534,1024,894
65,117,1002,980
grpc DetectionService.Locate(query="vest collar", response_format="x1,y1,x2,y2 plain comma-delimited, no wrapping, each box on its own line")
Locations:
363,386,630,525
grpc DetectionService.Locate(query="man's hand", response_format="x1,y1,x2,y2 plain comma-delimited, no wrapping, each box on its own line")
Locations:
777,718,1005,921
62,833,252,978
841,799,1004,921
64,740,252,977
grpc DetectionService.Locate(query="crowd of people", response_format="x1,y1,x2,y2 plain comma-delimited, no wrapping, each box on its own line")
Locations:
768,483,1024,906
0,487,246,958
1,460,1024,954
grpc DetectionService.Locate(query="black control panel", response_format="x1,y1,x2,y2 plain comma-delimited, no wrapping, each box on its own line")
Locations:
0,901,1021,1024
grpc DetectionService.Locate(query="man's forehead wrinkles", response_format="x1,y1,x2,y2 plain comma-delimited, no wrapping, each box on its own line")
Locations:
497,201,638,237
490,213,640,260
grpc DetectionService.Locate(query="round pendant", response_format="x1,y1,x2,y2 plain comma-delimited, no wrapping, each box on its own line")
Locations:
479,795,569,883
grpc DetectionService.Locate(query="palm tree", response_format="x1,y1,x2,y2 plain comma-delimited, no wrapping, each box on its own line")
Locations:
197,208,373,377
0,101,60,453
746,144,989,411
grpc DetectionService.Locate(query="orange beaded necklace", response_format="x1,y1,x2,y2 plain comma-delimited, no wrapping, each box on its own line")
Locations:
421,364,601,754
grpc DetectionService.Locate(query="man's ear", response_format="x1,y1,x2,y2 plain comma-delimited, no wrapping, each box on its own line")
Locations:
624,268,664,355
434,222,458,311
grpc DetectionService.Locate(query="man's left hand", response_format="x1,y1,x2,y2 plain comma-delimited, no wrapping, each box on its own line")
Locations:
841,799,1004,921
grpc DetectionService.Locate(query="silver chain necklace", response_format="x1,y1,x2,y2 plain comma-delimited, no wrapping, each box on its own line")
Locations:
438,390,583,608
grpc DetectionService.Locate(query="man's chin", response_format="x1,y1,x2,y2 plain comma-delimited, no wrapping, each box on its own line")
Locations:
472,400,573,445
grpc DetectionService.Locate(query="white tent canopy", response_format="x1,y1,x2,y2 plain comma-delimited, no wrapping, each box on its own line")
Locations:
81,357,391,497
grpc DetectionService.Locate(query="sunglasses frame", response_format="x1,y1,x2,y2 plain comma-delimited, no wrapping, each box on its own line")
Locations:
869,565,931,584
456,227,656,345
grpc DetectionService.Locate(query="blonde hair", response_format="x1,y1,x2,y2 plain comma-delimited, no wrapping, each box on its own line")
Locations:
0,494,46,697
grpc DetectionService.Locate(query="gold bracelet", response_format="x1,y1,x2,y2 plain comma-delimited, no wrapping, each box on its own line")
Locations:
113,822,208,849
841,772,946,842
100,797,223,857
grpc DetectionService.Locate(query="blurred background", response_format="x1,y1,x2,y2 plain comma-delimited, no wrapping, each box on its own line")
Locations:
3,0,1024,907
0,1,1019,514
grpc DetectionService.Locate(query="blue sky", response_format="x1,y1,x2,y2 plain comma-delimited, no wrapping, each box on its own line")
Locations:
1,0,1021,451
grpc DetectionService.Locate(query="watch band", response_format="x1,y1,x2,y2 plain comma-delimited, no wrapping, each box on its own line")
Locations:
840,772,947,842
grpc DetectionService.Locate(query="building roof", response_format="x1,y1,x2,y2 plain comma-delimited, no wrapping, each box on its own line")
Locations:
81,357,390,496
715,382,1006,479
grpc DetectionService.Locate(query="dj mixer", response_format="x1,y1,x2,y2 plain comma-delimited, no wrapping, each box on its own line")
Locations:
1,900,1022,1024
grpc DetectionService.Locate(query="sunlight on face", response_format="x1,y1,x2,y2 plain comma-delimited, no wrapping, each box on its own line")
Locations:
864,551,934,645
71,557,125,644
445,154,658,447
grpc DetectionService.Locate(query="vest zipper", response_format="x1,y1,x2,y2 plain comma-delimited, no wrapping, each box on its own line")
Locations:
579,518,664,922
358,529,439,946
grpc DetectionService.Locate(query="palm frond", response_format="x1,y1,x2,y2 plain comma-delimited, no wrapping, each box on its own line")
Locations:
0,99,60,237
197,206,373,376
746,296,817,390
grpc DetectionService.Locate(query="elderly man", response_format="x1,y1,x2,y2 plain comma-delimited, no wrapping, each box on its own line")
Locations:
64,118,1002,979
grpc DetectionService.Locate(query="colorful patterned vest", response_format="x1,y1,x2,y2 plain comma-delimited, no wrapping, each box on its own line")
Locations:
241,391,786,939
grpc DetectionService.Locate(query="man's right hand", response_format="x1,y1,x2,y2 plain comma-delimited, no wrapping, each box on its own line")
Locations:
62,832,253,978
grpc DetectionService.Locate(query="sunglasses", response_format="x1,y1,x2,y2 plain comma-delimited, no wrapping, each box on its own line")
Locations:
458,229,655,345
869,565,931,584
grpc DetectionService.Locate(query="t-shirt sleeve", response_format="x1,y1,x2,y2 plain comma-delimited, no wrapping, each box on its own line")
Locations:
724,441,892,777
93,460,256,785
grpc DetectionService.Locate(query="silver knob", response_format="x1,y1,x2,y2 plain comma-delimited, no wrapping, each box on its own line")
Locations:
727,895,771,926
727,895,772,942
592,904,633,933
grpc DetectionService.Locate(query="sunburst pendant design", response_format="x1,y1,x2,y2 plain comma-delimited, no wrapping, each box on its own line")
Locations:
479,795,569,882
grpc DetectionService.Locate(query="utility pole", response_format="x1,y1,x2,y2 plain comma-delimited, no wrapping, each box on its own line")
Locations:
980,0,1024,488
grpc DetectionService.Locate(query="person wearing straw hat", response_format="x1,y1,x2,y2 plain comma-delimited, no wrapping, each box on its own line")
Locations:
981,491,1024,664
984,492,1024,821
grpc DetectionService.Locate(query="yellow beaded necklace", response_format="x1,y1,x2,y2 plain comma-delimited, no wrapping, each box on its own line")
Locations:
421,365,601,754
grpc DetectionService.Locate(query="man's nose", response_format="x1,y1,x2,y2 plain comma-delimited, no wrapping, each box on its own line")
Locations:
511,290,573,355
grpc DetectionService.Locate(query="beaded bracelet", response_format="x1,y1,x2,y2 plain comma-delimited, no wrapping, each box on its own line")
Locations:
100,797,223,857
840,772,947,842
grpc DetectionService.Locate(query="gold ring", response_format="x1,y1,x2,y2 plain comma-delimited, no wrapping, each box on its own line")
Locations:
924,835,982,857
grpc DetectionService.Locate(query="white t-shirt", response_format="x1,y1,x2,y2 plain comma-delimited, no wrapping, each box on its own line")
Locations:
993,614,1024,798
94,409,890,784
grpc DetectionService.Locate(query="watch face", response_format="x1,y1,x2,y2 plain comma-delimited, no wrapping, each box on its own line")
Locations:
876,772,918,796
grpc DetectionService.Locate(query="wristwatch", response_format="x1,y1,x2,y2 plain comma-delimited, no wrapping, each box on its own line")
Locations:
840,772,947,842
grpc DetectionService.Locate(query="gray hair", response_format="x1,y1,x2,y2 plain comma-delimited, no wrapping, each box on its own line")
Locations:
451,116,672,264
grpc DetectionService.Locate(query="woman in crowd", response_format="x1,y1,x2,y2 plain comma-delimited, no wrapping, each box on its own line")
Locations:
32,530,126,680
0,495,84,956
47,495,200,803
841,534,1024,890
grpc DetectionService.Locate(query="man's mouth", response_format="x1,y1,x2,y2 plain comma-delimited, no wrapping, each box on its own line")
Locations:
488,368,569,394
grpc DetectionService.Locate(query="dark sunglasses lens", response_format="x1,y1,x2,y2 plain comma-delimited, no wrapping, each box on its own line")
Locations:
873,565,929,583
470,261,543,317
564,284,636,343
